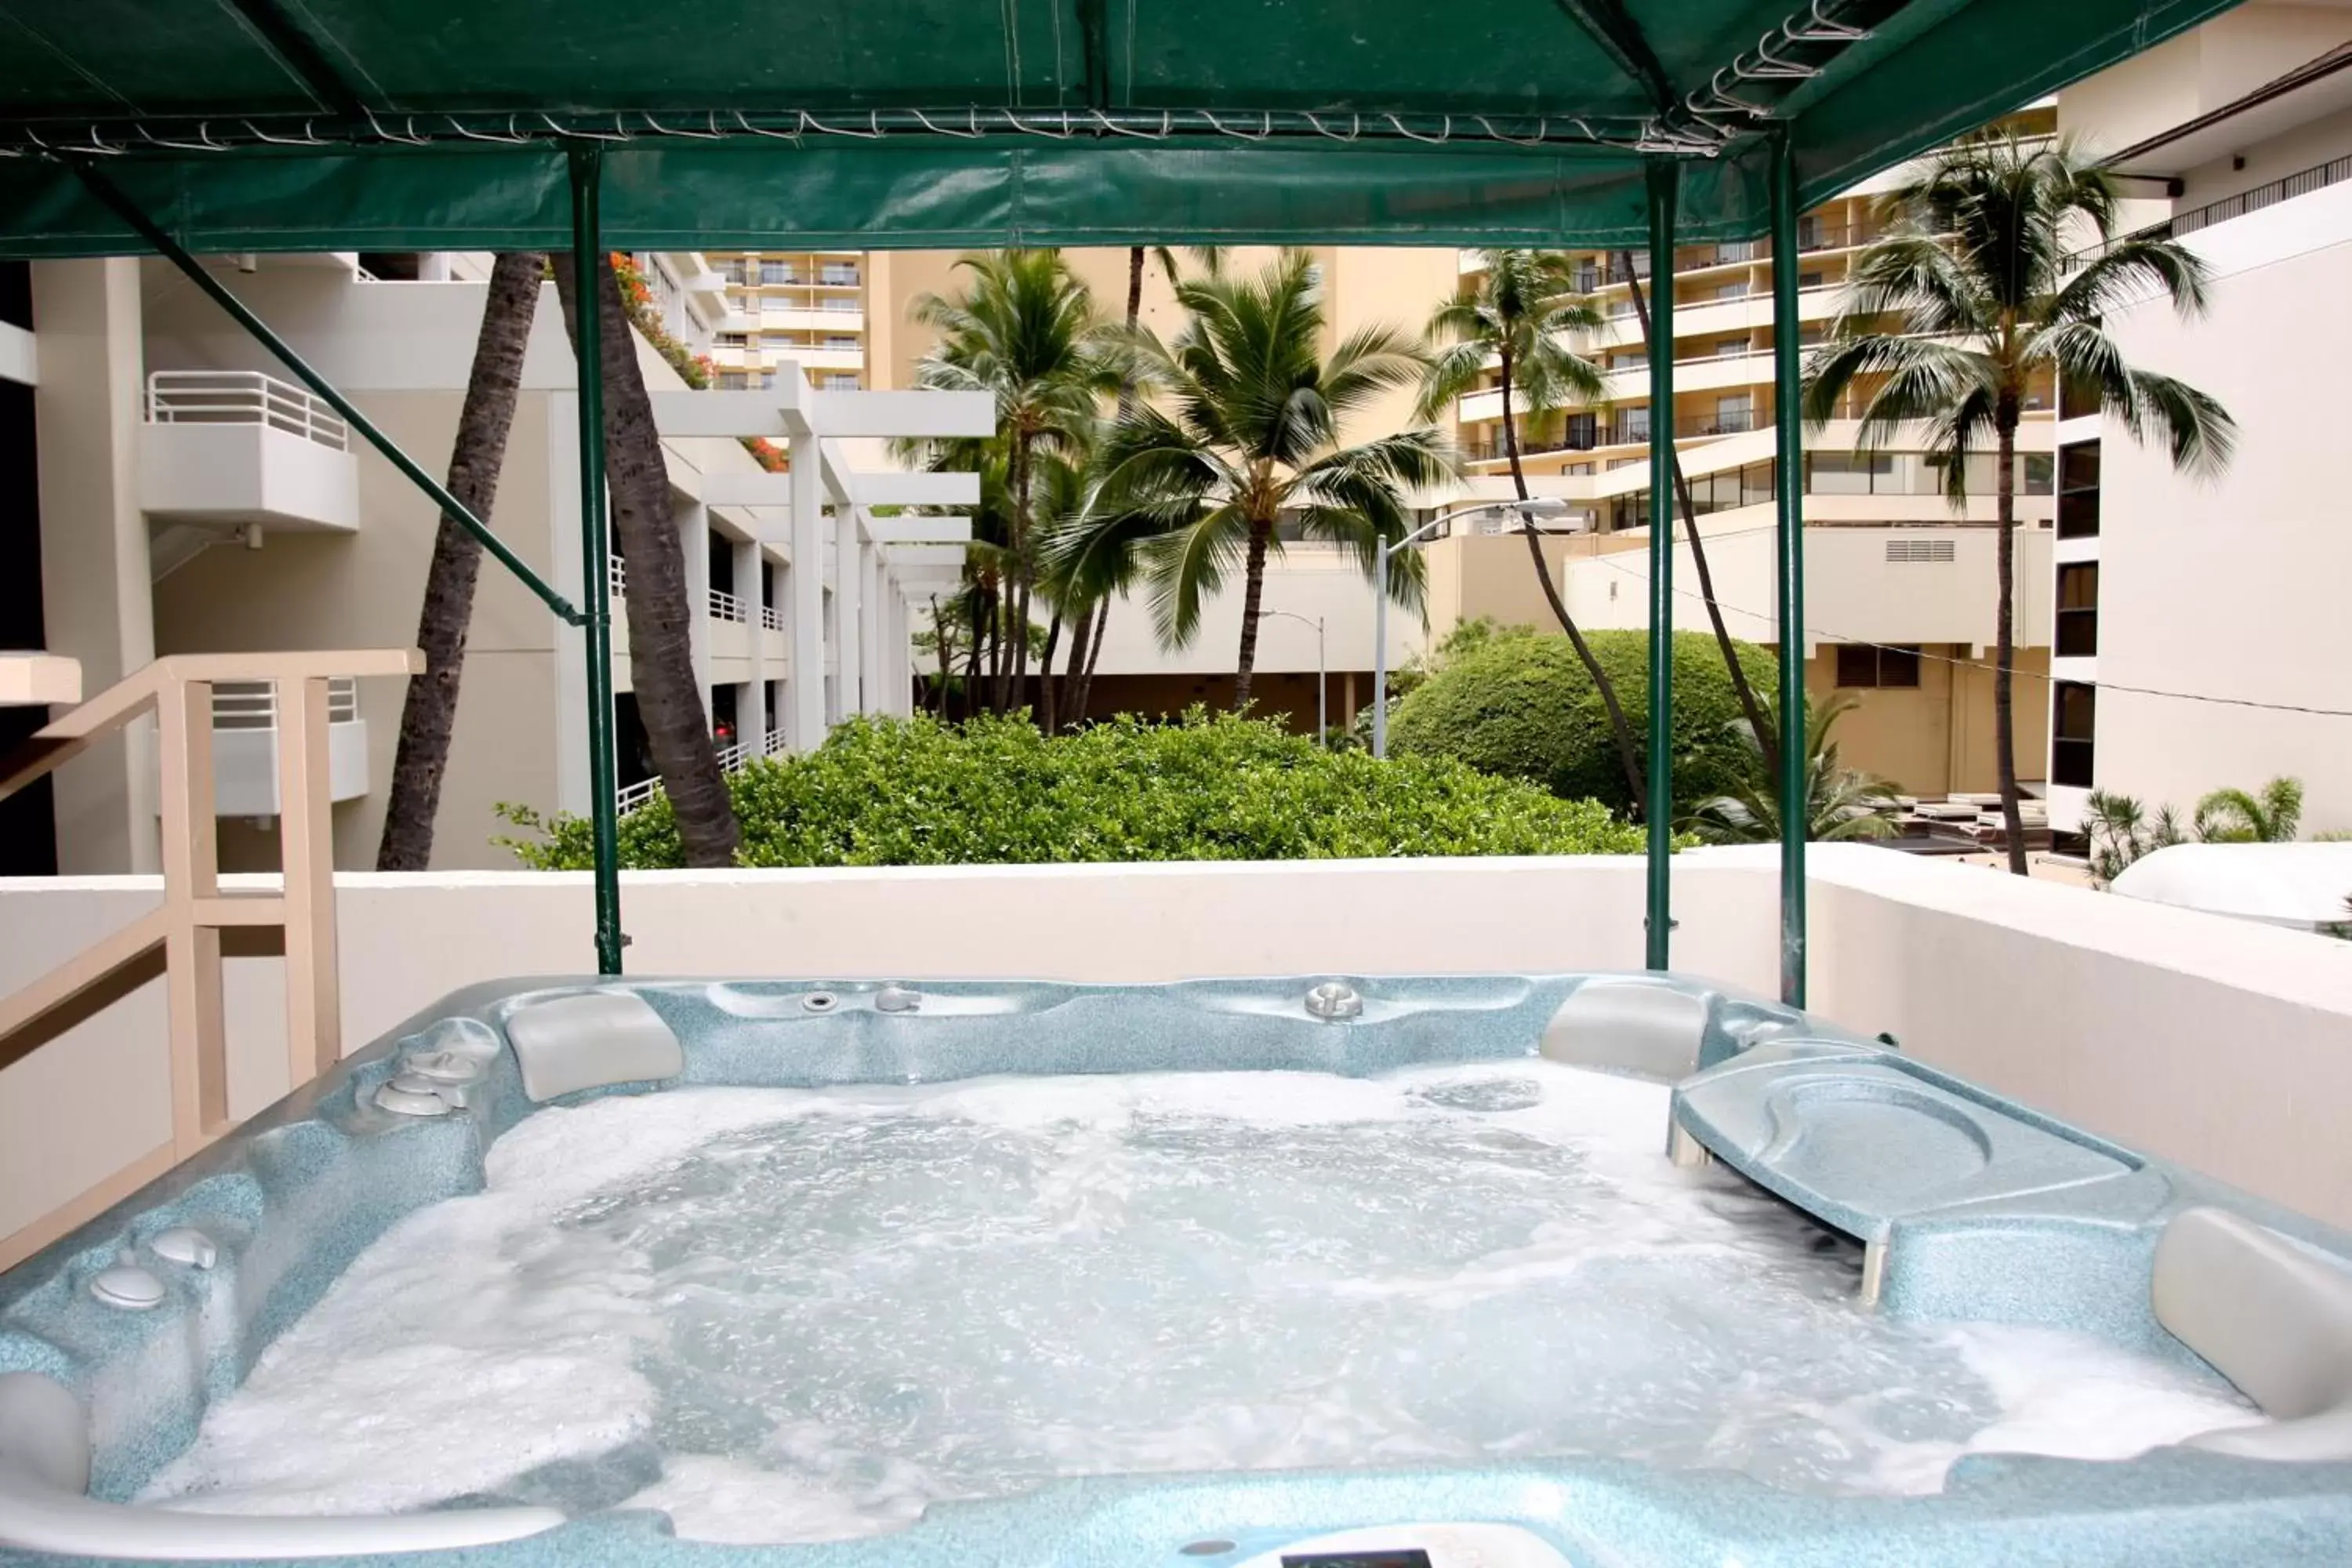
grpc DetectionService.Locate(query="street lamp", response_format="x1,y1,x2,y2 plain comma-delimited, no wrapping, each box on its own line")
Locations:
1372,497,1580,758
1259,609,1327,745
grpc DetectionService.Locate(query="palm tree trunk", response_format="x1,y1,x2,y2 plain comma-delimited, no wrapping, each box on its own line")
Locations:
1038,611,1062,734
1617,250,1778,777
1499,347,1647,810
1233,520,1272,712
376,251,543,870
1059,598,1094,732
929,595,953,717
967,584,993,720
551,253,739,866
1073,597,1110,724
1993,410,2027,874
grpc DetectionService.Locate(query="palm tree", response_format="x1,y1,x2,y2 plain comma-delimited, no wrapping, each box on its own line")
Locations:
1417,249,1643,804
2195,776,2303,843
1101,249,1452,711
376,251,544,870
2081,788,2189,887
1804,133,2235,874
908,252,1116,717
551,253,737,866
1053,245,1224,727
1614,250,1777,771
1691,691,1899,844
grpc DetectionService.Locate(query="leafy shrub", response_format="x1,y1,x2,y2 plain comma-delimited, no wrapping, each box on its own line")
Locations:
499,710,1650,869
1385,626,1780,818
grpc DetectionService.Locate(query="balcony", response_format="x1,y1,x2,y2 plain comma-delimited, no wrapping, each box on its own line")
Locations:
140,371,361,533
164,676,371,818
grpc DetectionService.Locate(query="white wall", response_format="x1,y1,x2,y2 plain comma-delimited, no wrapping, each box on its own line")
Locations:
1563,521,2053,652
1087,546,1399,676
2092,178,2352,833
6,848,2352,1253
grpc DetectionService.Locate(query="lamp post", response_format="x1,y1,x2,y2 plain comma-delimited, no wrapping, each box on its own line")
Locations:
1260,609,1327,745
1372,497,1577,759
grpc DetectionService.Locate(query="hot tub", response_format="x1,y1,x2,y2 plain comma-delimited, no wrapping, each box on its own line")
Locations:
4,973,2350,1567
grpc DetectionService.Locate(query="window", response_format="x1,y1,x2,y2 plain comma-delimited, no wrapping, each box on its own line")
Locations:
716,371,748,390
717,260,747,285
823,335,860,350
1796,215,1823,250
1798,270,1825,289
2023,453,2055,496
818,265,859,285
2056,561,2100,657
716,332,749,348
2052,681,2096,786
1716,337,1749,358
1808,452,1893,495
760,261,798,285
2057,441,2101,538
822,372,862,390
1619,406,1651,442
1834,644,1922,688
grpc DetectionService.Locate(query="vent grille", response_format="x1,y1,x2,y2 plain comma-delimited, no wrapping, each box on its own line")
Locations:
1885,538,1957,563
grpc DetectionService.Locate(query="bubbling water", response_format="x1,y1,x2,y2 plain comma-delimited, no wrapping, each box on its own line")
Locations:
141,1062,2256,1542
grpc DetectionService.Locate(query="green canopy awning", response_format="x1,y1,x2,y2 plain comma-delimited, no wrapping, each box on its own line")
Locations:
0,0,2238,255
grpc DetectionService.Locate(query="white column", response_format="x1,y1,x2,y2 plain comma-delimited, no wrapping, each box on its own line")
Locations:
787,435,826,749
857,543,883,715
887,584,912,715
35,260,160,873
832,508,862,723
678,501,712,716
734,536,766,753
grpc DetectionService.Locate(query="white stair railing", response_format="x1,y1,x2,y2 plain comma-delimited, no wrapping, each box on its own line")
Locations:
211,677,358,730
146,370,350,452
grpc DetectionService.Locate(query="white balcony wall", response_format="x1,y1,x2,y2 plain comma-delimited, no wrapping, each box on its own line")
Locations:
140,422,361,532
206,719,372,817
1562,521,2055,652
761,308,865,332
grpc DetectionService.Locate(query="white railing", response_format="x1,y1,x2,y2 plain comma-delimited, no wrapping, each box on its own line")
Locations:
760,604,784,632
617,723,787,811
211,676,358,730
709,589,750,623
146,370,350,452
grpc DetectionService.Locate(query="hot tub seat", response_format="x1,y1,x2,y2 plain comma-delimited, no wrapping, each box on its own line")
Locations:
1670,1040,2147,1247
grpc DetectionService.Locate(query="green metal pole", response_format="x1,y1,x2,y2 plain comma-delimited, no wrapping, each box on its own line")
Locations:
1769,132,1809,1007
568,146,625,977
67,159,583,629
1644,158,1678,971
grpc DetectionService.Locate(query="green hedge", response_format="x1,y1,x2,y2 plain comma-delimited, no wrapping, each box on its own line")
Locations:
1386,627,1779,818
500,711,1650,869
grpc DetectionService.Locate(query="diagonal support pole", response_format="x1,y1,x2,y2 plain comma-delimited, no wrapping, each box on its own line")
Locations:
1769,129,1809,1006
567,145,626,977
1645,157,1678,972
66,159,584,630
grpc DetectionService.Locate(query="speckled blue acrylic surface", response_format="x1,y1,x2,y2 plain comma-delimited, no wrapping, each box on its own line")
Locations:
3,971,2350,1568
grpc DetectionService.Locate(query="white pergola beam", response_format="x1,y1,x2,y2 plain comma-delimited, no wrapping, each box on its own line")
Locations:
865,517,973,545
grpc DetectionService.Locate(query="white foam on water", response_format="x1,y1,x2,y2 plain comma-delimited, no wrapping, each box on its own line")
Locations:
140,1062,2260,1540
